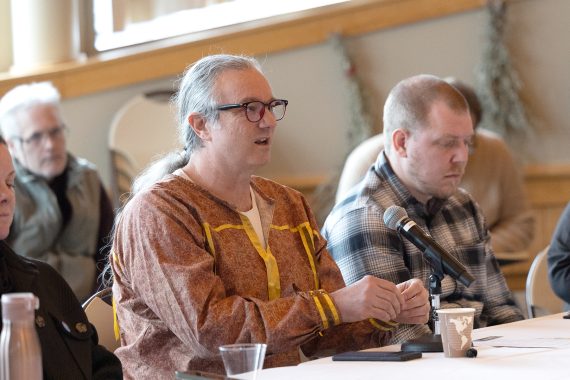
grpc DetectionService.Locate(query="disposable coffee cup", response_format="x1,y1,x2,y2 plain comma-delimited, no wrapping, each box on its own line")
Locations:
436,308,475,358
219,343,266,379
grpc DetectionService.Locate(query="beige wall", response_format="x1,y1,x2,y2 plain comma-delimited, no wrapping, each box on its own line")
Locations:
59,0,570,189
0,0,12,71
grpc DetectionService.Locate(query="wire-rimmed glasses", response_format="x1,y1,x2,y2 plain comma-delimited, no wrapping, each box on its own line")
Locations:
13,125,67,148
216,99,288,122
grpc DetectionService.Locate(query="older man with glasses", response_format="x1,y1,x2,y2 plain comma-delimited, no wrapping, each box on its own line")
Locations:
0,81,114,302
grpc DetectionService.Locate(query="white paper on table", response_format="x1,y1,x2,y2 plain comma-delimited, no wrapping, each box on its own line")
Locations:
474,335,570,349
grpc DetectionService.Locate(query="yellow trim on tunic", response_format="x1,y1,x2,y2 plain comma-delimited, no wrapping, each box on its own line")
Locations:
369,318,399,331
320,292,341,326
204,220,323,301
312,295,329,329
239,214,281,300
202,223,217,273
203,223,216,257
272,222,320,290
270,221,320,237
112,296,120,341
383,320,399,327
298,225,319,290
215,223,246,232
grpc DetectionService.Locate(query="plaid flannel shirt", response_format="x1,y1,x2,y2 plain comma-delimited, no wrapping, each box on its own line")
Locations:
322,152,523,343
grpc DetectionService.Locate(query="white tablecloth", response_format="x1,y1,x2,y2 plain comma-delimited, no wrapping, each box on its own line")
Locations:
252,313,570,380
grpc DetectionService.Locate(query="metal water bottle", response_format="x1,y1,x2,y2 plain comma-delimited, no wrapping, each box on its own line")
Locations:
0,293,42,380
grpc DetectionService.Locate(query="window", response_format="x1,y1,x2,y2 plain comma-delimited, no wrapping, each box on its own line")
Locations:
92,0,348,52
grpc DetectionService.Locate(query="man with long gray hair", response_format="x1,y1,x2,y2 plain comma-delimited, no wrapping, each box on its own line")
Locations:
110,54,429,378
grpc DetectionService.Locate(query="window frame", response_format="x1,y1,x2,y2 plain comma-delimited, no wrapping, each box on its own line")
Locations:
89,0,349,53
0,0,485,99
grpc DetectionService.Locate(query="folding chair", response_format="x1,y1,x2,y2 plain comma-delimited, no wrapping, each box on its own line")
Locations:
108,90,179,207
525,246,564,318
82,288,120,352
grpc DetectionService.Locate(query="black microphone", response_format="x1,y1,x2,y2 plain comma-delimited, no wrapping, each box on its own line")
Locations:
383,205,475,287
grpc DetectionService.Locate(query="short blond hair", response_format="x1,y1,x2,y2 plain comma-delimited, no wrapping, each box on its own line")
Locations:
383,74,468,152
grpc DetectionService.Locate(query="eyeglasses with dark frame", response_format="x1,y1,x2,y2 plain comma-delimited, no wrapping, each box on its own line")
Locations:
13,125,67,148
216,99,288,122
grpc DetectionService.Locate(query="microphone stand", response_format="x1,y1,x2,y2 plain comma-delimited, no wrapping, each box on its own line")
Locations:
401,246,444,352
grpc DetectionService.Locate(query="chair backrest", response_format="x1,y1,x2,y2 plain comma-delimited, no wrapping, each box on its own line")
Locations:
525,246,564,318
82,288,120,352
108,90,179,207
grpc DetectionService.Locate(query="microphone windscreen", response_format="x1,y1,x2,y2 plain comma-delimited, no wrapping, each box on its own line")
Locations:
383,205,408,231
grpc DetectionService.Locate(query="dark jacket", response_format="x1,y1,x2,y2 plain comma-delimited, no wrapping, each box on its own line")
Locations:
0,241,122,379
548,202,570,310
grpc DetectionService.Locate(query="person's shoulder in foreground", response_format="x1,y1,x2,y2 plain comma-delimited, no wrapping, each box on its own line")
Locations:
324,74,523,343
0,136,121,379
1,242,123,379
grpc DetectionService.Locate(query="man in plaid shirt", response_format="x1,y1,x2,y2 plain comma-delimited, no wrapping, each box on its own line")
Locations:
322,74,524,344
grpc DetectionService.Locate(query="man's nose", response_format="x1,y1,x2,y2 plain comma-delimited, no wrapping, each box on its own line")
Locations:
259,106,276,128
42,133,56,147
453,143,470,163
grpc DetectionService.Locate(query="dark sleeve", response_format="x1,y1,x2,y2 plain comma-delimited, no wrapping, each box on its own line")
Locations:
548,203,570,303
27,254,123,379
94,182,115,287
90,326,123,380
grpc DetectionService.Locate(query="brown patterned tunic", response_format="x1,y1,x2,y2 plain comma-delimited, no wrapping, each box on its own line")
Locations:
112,175,392,379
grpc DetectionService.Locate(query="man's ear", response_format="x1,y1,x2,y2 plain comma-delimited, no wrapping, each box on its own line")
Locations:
392,128,410,157
188,113,211,141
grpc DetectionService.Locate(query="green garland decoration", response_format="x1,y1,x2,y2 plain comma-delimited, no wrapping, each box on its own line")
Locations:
330,33,375,151
476,0,533,137
310,34,376,226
